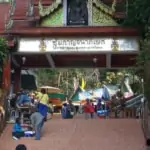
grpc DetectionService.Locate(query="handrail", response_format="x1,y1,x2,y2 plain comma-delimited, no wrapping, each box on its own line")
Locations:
126,94,143,108
5,0,16,31
116,94,143,109
10,0,16,16
26,0,34,17
110,94,144,118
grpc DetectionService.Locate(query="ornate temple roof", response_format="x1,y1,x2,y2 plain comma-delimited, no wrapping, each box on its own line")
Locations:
1,0,138,69
0,0,136,39
38,0,125,17
0,3,10,34
8,0,127,30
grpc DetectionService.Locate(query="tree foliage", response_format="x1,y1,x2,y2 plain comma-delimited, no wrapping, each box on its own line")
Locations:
0,37,8,86
35,68,142,97
123,0,150,65
122,0,150,97
0,37,8,72
123,0,150,29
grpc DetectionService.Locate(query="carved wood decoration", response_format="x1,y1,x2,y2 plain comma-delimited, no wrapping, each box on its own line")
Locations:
67,0,88,26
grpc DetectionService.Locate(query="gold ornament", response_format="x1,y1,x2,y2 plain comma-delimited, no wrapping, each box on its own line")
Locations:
111,39,119,52
39,38,47,52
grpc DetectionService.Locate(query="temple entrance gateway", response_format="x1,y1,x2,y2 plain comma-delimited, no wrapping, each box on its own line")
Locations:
0,0,147,149
8,0,139,69
1,0,139,104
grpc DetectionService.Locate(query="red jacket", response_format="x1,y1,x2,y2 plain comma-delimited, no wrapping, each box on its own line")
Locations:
83,103,94,113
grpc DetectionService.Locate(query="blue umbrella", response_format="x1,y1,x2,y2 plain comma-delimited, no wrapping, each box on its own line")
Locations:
93,87,110,100
93,88,103,98
79,90,92,100
102,87,110,100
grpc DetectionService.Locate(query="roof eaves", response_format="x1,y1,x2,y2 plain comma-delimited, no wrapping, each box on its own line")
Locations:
39,0,62,17
93,0,116,16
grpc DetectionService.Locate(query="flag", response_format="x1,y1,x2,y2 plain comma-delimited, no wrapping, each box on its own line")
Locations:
80,78,86,90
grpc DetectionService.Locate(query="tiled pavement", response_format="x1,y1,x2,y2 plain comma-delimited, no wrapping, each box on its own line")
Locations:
0,115,146,150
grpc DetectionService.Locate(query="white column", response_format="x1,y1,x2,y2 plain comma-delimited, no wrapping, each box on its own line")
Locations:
46,54,55,68
63,0,67,26
88,0,93,26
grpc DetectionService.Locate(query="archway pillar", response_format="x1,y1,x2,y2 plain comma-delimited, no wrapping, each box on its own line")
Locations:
13,68,21,93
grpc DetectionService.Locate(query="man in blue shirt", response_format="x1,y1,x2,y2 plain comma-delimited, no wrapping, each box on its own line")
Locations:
17,91,31,105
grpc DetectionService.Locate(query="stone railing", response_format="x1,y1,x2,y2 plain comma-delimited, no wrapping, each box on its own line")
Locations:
26,0,34,17
109,108,137,118
120,108,136,118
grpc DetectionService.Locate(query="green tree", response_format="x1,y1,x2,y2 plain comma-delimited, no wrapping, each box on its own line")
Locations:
0,37,8,87
0,38,8,72
35,68,142,97
123,0,150,98
35,69,58,86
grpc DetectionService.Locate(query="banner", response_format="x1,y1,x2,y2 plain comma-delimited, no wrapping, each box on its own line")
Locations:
18,37,139,53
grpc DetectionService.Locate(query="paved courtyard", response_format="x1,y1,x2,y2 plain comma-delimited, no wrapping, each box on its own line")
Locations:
0,116,146,150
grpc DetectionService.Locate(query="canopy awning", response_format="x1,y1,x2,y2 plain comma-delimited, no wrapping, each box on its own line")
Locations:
38,86,63,93
48,93,65,99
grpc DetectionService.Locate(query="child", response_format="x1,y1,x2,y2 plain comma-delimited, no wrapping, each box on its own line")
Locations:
12,118,24,140
83,99,95,119
90,100,95,118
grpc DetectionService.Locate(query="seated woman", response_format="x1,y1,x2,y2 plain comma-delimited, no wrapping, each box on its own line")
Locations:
12,118,25,140
61,103,73,119
67,100,76,116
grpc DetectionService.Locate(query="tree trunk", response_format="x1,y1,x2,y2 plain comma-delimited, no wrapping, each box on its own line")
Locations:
57,72,61,87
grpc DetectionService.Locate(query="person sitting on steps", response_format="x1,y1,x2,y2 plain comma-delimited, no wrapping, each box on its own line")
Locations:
61,103,73,119
12,118,25,140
